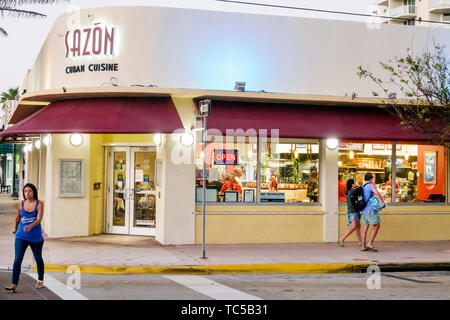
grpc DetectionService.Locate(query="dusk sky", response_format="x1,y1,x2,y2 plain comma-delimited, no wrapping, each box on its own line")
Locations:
0,0,379,94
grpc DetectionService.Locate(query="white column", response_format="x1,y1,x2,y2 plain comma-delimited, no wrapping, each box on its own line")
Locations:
156,134,195,245
43,135,53,236
319,139,339,242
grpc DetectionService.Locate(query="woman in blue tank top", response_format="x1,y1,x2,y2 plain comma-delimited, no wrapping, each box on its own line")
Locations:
5,183,45,292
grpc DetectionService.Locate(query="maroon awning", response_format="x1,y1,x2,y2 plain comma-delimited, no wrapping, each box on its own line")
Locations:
1,97,184,136
200,100,428,141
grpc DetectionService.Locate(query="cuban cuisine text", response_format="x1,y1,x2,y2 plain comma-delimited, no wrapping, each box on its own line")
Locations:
65,63,118,74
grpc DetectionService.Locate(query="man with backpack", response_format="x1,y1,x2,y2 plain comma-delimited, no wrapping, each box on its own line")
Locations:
358,173,385,252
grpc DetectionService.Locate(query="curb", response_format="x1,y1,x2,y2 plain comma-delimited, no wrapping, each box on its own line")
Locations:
35,261,450,275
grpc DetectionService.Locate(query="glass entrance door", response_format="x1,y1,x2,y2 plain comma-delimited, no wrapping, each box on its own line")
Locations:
108,147,130,234
108,146,157,236
129,147,157,236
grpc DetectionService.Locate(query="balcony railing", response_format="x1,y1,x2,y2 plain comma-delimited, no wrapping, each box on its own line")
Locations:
390,5,417,18
429,0,450,13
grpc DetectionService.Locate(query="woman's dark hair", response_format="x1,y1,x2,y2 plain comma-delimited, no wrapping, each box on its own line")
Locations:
23,183,38,201
346,179,355,195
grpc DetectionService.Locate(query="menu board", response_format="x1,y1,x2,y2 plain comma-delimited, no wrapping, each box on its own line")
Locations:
59,159,83,196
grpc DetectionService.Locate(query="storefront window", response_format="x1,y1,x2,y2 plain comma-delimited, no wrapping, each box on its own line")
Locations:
339,142,447,204
260,142,319,203
338,142,392,203
194,137,320,204
394,144,446,203
195,137,257,203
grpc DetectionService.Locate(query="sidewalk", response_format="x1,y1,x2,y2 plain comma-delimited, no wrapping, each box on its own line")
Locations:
0,198,449,275
1,233,449,275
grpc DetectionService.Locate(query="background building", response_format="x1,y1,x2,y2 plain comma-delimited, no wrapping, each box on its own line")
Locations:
376,0,450,26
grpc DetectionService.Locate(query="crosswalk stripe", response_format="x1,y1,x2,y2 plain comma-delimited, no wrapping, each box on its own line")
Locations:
164,275,262,300
27,272,89,300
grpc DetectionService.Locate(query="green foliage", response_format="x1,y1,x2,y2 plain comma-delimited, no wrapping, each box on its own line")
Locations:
357,43,450,148
0,87,19,110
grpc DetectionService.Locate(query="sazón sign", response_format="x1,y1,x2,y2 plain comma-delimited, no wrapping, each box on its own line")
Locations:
65,23,116,58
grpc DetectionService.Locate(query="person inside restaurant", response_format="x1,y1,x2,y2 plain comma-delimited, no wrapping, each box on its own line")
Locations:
338,173,347,202
269,170,280,192
231,176,243,195
220,175,233,193
385,174,400,194
307,171,319,202
233,167,243,187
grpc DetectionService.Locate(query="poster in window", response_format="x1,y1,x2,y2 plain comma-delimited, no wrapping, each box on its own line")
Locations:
424,151,436,184
135,170,144,182
372,144,385,150
59,159,83,196
243,189,255,203
387,144,402,151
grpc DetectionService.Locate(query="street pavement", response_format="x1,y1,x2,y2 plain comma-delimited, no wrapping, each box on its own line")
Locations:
1,270,449,300
0,271,60,300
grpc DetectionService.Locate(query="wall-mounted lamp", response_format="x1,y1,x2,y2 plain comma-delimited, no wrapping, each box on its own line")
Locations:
349,150,354,159
326,138,339,150
43,135,51,147
180,132,194,146
70,133,83,146
23,144,32,153
34,140,41,149
153,133,161,146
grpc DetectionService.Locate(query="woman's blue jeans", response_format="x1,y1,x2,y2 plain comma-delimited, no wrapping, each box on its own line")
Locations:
12,238,44,285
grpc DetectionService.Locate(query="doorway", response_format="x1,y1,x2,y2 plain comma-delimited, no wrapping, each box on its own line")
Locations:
107,146,158,236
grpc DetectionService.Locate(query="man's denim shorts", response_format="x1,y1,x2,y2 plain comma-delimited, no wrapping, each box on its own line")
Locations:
361,209,381,226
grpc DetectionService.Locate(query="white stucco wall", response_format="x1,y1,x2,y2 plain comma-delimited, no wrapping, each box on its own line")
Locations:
21,6,450,99
44,134,90,238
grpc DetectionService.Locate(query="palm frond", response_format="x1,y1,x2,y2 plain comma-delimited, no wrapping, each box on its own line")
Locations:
0,7,46,18
0,0,66,36
0,1,62,7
